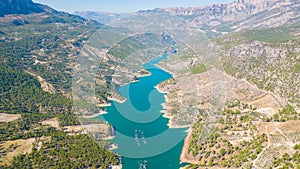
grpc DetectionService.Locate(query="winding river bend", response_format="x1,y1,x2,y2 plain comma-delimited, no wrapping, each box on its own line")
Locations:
98,54,187,169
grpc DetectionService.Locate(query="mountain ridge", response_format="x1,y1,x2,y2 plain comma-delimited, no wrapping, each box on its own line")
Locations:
76,0,300,32
74,11,133,24
0,0,47,16
137,0,300,31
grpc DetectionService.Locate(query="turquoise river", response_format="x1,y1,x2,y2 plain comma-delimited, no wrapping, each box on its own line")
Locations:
98,54,188,169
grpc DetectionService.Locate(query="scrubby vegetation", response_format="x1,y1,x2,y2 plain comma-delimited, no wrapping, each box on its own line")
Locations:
215,25,300,110
4,132,118,169
0,8,120,168
262,105,300,122
190,64,207,74
187,103,266,168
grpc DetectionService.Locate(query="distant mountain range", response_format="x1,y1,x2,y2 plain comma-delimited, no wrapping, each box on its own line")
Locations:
139,0,300,30
2,0,299,31
0,0,299,169
74,11,133,24
76,0,300,32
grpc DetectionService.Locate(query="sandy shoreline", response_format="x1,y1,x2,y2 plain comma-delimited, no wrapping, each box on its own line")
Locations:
102,135,115,140
100,59,193,166
156,63,176,77
156,82,193,167
156,59,196,166
179,128,199,164
155,77,194,166
81,110,107,118
116,68,152,88
137,69,151,78
111,164,122,169
97,102,112,107
108,96,126,104
155,84,190,129
155,85,177,128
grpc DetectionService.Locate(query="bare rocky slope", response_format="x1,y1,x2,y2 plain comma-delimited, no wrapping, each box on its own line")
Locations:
140,0,300,31
212,26,300,111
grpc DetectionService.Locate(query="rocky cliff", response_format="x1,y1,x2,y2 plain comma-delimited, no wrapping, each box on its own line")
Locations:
139,0,300,30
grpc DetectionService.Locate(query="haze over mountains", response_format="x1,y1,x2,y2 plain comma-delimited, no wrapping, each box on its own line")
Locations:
76,0,300,31
0,0,299,168
74,11,133,24
1,0,298,33
148,0,300,30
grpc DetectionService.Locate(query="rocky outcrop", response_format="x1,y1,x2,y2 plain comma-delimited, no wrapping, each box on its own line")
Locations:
217,40,300,111
143,0,277,19
139,0,300,30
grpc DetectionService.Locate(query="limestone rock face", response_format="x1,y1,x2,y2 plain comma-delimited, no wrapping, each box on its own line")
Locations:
138,0,300,30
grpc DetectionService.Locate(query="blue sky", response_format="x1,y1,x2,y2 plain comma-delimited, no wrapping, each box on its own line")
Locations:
33,0,234,13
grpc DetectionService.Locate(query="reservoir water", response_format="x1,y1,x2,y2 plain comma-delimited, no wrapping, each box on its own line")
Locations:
98,54,187,169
